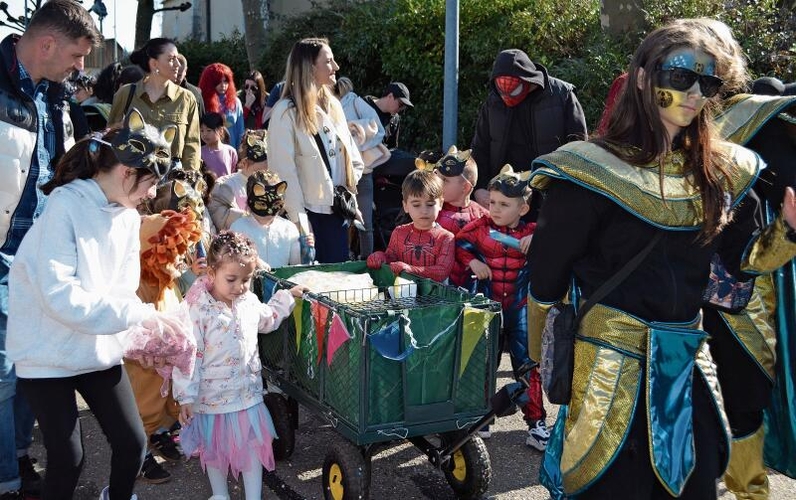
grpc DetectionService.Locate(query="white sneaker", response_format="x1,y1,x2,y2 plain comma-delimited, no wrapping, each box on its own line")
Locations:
208,496,230,500
477,429,492,439
526,419,550,451
99,486,138,500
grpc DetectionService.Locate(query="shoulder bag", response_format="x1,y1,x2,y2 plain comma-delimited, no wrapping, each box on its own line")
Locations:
540,232,663,404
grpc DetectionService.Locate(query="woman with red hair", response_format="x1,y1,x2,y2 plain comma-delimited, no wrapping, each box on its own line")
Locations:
198,63,245,149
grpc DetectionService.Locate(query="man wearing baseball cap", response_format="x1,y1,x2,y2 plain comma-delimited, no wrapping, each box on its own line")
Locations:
364,81,413,149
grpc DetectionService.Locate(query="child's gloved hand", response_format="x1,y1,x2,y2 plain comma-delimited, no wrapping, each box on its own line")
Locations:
389,262,409,275
179,404,194,426
366,252,387,269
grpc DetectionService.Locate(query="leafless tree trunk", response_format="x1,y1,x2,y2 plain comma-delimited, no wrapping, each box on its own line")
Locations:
135,0,155,51
241,0,269,71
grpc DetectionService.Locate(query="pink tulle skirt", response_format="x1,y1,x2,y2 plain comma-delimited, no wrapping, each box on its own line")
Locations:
180,402,277,476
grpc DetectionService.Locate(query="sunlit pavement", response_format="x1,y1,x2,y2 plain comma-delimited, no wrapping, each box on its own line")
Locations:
29,353,794,499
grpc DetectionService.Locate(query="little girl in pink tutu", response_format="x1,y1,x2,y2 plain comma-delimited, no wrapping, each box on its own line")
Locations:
172,231,305,500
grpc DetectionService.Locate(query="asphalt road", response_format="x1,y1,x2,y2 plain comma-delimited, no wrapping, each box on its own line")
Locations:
29,353,796,499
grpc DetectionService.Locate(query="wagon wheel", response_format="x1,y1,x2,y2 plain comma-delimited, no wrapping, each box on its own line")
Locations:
264,393,295,460
322,441,371,500
441,433,492,500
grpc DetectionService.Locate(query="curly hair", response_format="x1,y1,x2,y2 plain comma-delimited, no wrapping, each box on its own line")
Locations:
207,231,258,269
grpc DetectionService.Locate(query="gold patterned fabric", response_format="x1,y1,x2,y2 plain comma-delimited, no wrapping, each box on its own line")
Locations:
719,274,778,381
527,299,555,362
742,216,796,274
531,141,761,229
714,94,796,145
559,304,729,495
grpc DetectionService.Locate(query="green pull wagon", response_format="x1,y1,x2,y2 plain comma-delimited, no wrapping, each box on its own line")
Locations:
255,261,502,500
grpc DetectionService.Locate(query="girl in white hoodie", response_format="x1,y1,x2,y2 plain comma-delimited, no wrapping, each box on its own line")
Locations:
7,108,179,500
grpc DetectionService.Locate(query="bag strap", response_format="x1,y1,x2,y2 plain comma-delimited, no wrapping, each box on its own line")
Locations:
576,231,664,322
123,83,136,116
313,132,333,178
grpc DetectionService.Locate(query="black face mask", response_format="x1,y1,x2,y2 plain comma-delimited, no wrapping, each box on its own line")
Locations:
247,178,286,217
487,164,532,198
244,132,268,163
154,180,204,218
112,107,176,179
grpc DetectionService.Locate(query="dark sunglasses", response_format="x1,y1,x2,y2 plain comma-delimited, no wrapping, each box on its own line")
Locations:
244,84,258,91
657,67,723,98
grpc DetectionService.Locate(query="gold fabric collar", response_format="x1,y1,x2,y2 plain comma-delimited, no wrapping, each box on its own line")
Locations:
714,93,796,145
531,141,761,230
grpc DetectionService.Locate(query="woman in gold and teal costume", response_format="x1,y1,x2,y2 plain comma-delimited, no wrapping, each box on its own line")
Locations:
526,19,796,499
706,92,796,499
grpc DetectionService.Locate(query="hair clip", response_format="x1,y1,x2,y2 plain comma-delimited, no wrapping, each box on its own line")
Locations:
88,131,112,154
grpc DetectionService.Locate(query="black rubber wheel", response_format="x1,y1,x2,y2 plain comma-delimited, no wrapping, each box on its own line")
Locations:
441,434,492,500
287,396,300,430
321,441,371,500
264,393,295,460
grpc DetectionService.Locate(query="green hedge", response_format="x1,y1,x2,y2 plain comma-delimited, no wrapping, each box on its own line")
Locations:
181,0,796,152
176,31,251,92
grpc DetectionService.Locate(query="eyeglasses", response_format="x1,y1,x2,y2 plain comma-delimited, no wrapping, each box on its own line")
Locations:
657,67,723,98
244,84,257,91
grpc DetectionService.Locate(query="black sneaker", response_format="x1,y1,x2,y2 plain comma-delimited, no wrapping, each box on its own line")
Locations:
149,431,182,462
168,421,181,436
0,490,23,500
138,453,171,484
18,455,42,497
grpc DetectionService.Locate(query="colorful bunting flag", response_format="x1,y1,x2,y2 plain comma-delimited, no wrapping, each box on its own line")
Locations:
293,297,304,353
326,313,352,366
459,307,497,377
311,299,330,365
369,319,415,361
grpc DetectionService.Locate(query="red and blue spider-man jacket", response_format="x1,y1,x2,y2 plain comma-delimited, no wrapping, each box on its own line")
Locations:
455,216,535,311
437,201,489,286
367,223,455,283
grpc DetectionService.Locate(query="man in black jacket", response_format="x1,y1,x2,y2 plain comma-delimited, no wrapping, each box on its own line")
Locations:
0,1,100,498
471,49,587,217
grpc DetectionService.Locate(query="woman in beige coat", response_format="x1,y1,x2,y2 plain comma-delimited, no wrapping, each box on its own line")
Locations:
268,37,363,263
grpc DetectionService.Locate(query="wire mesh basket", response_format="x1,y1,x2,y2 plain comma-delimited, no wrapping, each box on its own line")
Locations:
255,261,502,445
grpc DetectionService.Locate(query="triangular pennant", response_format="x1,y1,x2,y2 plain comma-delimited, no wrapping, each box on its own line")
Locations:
326,313,352,366
293,297,304,353
311,299,330,365
459,307,496,377
369,319,414,361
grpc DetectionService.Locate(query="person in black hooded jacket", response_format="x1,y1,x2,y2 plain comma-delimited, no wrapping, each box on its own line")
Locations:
470,49,587,218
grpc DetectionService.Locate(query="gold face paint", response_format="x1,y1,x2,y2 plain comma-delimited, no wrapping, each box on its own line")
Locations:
654,86,706,129
657,89,674,108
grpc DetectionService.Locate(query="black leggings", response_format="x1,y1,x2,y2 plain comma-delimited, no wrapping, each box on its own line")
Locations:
577,372,728,499
18,365,146,500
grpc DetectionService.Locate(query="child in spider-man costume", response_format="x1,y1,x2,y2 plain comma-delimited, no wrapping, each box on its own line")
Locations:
423,146,489,287
456,165,548,450
366,170,455,282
